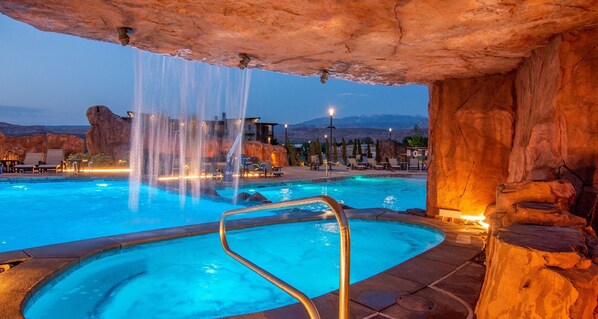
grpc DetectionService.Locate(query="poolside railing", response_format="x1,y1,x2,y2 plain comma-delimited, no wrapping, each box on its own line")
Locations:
219,195,351,319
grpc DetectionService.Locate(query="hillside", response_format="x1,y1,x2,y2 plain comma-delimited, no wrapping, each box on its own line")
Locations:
0,122,89,138
295,114,428,129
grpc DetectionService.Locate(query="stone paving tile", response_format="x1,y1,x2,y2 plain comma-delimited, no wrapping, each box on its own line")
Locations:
0,250,30,264
417,243,481,266
443,232,485,250
24,237,121,259
434,263,486,306
382,287,470,318
0,292,23,319
0,258,75,293
227,292,376,319
384,256,457,286
332,272,425,311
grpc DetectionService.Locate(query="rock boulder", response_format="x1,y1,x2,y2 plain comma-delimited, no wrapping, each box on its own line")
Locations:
86,105,131,161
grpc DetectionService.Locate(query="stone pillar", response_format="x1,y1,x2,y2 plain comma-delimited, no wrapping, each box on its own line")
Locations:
427,74,515,217
509,26,598,228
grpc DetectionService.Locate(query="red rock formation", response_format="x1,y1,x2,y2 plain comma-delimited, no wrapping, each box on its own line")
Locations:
509,26,598,227
1,1,597,84
0,133,84,161
243,141,288,166
86,105,131,161
427,73,515,217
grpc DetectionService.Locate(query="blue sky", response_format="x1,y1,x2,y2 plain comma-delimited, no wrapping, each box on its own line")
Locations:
0,14,428,126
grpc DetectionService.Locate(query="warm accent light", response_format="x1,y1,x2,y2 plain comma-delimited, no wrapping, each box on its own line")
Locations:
329,108,334,116
64,167,131,173
284,124,288,128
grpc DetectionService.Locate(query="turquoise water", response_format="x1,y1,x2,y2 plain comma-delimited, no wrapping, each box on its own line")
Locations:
219,176,426,210
0,180,241,252
0,177,426,253
25,219,443,319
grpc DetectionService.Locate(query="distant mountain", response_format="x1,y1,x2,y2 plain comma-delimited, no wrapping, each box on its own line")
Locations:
0,122,90,138
295,114,428,130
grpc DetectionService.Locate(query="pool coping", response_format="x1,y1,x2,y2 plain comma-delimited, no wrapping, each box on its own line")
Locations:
0,209,485,319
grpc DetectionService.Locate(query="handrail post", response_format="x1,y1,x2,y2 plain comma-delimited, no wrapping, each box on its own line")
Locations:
219,195,350,319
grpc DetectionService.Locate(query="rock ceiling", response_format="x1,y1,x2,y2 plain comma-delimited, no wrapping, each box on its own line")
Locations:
1,0,597,85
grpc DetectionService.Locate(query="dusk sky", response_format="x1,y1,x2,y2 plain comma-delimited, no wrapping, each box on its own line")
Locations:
0,14,429,126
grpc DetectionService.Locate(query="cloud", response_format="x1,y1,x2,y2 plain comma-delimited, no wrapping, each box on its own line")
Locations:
337,93,369,97
0,105,47,118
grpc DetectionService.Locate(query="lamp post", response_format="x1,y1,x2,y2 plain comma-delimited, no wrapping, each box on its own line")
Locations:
327,108,335,168
284,124,288,143
389,128,392,140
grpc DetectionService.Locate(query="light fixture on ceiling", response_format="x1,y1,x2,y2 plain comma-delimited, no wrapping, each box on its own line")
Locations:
117,27,133,46
320,70,329,84
239,53,251,69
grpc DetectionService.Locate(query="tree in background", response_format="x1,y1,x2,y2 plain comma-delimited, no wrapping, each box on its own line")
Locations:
325,137,330,162
333,138,338,163
342,137,347,165
352,139,357,157
375,139,381,162
357,139,363,157
403,124,428,147
366,142,372,158
285,138,299,166
315,139,323,164
362,136,374,145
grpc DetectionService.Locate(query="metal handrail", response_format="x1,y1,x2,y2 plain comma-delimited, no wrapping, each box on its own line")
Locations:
219,195,351,319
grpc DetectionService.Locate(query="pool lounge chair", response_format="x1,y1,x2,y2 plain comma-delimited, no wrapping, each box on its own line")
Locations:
408,157,420,171
38,149,65,173
13,152,44,173
367,158,385,170
309,155,321,170
388,158,402,170
348,158,367,170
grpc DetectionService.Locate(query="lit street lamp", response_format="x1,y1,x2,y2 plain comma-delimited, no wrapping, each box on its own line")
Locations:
284,124,288,143
389,128,392,140
326,108,335,168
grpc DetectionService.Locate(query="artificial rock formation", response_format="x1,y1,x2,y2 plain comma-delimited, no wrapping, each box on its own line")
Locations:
476,225,598,319
243,141,288,167
0,132,84,161
86,105,131,161
1,1,597,85
427,73,515,217
508,26,598,228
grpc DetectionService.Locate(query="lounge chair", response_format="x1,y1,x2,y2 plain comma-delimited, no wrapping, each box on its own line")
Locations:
266,162,284,177
348,158,366,170
408,157,420,171
39,149,65,173
309,155,321,170
367,158,385,170
388,158,402,170
14,152,44,173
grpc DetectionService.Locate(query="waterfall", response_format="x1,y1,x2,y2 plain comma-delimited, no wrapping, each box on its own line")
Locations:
129,50,252,210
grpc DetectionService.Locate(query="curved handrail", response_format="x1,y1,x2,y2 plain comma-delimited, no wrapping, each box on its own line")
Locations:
219,195,351,319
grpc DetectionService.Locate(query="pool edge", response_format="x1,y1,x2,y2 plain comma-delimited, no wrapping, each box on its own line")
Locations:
0,209,485,319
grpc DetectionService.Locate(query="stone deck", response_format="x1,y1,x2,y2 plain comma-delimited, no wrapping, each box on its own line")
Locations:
0,208,485,319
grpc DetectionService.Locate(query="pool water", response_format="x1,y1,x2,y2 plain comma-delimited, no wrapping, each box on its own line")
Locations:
219,176,426,210
0,177,426,253
25,219,443,319
0,180,242,252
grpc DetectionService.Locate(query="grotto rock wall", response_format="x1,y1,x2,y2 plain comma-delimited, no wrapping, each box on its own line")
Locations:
426,73,515,217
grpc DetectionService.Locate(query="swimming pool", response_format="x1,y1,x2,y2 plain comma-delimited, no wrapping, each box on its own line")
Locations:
219,176,426,210
0,176,426,253
0,180,241,253
24,219,444,319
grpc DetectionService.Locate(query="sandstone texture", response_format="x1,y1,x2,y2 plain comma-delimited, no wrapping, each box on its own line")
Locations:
476,225,598,319
427,73,515,216
1,1,597,85
86,105,131,161
508,25,598,228
0,132,84,161
243,141,287,167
